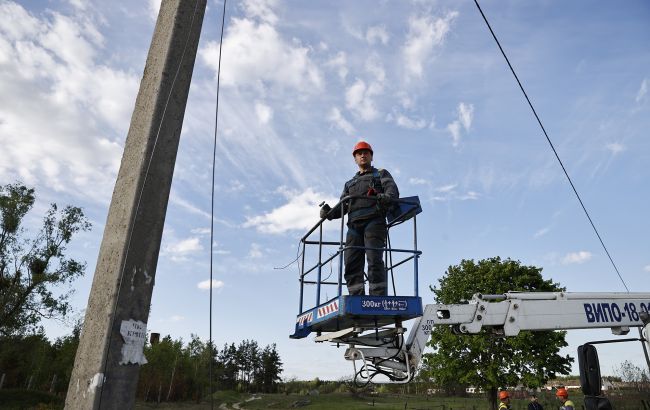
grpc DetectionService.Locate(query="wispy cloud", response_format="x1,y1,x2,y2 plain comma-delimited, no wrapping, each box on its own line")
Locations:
0,2,137,200
366,25,389,45
164,237,203,262
147,0,161,21
562,251,592,265
402,11,458,80
328,107,355,135
200,1,322,93
248,243,263,259
409,177,429,185
429,183,479,202
447,102,474,146
254,100,273,124
388,111,427,130
243,187,338,234
644,265,650,272
605,142,626,155
325,51,348,81
345,77,382,121
636,78,648,103
197,279,225,290
533,227,550,238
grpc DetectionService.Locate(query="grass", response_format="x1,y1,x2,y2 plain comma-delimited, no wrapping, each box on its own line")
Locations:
0,389,64,410
3,389,649,409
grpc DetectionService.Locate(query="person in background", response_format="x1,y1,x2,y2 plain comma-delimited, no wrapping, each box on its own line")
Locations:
528,392,543,410
498,390,512,410
555,387,574,410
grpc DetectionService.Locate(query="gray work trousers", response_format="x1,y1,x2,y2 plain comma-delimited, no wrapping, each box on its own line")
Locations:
344,217,387,296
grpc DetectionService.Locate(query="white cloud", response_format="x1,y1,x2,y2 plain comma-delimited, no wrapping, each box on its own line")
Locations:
147,0,162,20
605,142,626,155
533,227,550,238
636,78,648,103
346,78,381,121
68,0,88,11
255,100,273,124
248,243,263,258
447,121,462,146
243,187,338,234
191,227,211,235
170,315,185,322
562,251,592,265
162,234,206,262
409,177,429,185
402,11,458,80
458,191,479,201
201,16,322,92
366,25,389,45
446,102,474,146
436,184,457,193
644,265,650,272
197,279,225,290
429,183,478,202
242,0,279,24
392,112,427,130
326,51,348,81
328,107,355,135
0,2,138,200
458,102,473,131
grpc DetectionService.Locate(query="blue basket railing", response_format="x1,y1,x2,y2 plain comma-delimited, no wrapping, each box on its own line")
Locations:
297,195,422,314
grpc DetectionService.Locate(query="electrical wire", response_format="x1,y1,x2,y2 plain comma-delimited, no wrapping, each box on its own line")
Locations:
472,0,629,293
475,0,650,371
209,0,228,408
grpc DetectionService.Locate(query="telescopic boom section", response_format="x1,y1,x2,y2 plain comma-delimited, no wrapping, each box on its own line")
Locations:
328,291,650,385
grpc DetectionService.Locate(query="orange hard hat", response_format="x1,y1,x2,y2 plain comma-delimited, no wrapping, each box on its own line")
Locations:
556,387,568,398
352,141,373,156
498,391,510,400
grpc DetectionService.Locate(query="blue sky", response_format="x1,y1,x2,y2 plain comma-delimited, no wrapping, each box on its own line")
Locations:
1,0,649,380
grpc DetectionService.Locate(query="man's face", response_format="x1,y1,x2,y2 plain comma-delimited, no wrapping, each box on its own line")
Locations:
354,149,373,168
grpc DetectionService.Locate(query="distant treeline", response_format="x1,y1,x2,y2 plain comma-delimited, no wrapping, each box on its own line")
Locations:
138,335,283,402
0,327,283,402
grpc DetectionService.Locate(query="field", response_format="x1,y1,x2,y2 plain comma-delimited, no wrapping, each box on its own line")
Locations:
2,389,649,409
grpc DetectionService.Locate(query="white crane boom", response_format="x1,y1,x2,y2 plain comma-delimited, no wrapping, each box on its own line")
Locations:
335,291,650,385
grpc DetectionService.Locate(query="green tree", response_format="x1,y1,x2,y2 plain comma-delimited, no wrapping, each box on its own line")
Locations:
0,183,91,336
420,257,573,410
255,343,283,393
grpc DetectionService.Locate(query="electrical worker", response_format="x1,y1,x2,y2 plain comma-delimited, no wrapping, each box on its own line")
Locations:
555,387,574,410
527,393,543,410
498,390,512,410
320,141,399,296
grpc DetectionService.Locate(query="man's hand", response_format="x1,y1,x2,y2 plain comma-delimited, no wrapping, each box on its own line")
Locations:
376,193,391,205
320,203,332,219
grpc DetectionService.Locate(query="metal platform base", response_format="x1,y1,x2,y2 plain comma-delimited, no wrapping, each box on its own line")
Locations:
290,295,423,339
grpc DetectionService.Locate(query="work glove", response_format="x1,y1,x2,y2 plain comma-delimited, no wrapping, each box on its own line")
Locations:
320,203,332,219
376,193,391,205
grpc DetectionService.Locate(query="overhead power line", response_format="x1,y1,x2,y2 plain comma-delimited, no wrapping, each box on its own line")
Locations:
472,0,629,293
209,0,228,409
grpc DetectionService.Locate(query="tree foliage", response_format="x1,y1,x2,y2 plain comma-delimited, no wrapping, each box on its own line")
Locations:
420,257,573,410
0,183,91,336
137,336,284,402
615,360,650,391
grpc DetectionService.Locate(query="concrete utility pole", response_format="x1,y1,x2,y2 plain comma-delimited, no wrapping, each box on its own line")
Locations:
66,0,207,408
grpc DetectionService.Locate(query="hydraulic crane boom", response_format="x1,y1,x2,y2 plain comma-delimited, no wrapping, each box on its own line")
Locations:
405,291,650,373
331,291,650,385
